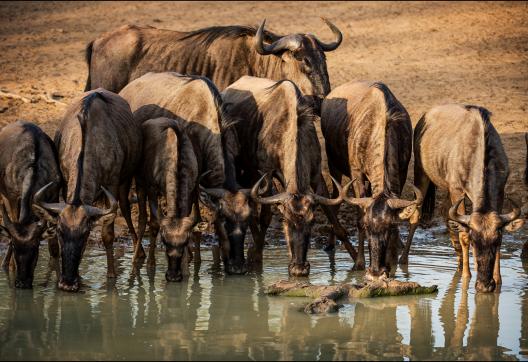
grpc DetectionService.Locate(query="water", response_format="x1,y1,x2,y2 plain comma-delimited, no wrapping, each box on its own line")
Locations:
0,225,527,360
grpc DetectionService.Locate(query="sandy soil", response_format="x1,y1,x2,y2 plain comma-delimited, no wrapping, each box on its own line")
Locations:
0,1,527,241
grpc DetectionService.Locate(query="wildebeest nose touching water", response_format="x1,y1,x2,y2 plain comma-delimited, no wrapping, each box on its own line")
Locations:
0,18,526,296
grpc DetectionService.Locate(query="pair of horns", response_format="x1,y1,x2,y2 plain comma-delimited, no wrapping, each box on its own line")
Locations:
448,197,521,226
343,183,424,210
254,18,342,55
250,173,350,206
33,182,117,218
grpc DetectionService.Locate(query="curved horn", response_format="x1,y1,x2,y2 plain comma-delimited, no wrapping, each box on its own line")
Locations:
199,186,228,199
33,182,66,214
500,197,521,224
85,187,118,218
448,197,470,226
342,179,373,209
387,185,424,210
273,169,287,189
254,19,302,55
0,202,16,237
315,17,343,52
311,177,353,206
250,173,290,205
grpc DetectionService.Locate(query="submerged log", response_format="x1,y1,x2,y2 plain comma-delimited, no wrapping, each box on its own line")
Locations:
266,279,438,314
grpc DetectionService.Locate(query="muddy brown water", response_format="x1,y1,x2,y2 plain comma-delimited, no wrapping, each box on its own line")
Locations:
0,225,527,361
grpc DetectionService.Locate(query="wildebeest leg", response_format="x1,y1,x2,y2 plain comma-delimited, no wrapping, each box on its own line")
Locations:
119,181,139,253
522,241,528,260
352,173,368,270
214,219,230,270
133,185,148,263
399,172,430,265
147,192,159,267
47,235,60,277
102,220,116,278
192,192,202,264
449,190,471,279
1,243,13,271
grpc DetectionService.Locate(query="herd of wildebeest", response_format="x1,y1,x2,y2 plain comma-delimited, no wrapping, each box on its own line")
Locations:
0,19,527,293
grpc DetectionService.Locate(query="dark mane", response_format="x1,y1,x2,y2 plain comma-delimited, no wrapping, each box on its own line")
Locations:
180,24,281,49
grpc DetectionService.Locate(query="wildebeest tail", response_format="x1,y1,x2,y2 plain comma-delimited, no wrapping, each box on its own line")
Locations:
84,41,94,91
420,182,436,224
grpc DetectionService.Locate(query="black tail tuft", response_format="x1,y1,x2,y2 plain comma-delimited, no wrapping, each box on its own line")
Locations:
84,41,94,91
420,182,436,224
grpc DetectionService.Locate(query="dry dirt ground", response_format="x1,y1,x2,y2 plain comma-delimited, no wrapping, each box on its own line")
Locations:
0,1,527,242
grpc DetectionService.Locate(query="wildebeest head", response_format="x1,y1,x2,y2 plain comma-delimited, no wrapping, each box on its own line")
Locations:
449,198,524,292
160,215,195,282
251,173,348,277
199,184,252,275
254,18,342,110
32,183,117,292
344,185,423,280
0,203,51,289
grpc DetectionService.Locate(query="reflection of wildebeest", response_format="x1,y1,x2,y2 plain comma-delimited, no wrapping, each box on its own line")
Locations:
85,19,342,110
34,89,142,292
136,117,198,282
404,104,524,292
222,76,351,277
321,81,421,278
119,72,254,275
0,121,62,288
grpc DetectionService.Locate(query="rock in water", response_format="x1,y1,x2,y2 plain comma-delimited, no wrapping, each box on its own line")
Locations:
266,279,438,314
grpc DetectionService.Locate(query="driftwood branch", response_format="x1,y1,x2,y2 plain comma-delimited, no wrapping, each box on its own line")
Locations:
266,279,438,314
0,90,67,106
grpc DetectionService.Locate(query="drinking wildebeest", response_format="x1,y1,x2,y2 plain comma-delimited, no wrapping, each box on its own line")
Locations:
135,117,198,282
0,121,62,288
85,18,342,111
321,81,421,279
402,104,524,292
222,76,352,277
119,72,255,275
33,89,142,291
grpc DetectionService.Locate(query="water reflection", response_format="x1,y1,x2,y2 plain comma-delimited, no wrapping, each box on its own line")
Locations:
0,232,527,360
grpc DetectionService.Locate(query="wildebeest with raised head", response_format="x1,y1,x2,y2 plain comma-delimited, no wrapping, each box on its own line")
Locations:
403,104,524,292
85,18,342,111
0,121,62,288
33,89,142,292
321,81,422,279
222,76,352,277
136,117,198,282
119,72,254,275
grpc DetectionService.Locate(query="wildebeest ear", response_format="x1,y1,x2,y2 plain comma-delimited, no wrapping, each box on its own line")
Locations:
504,218,524,233
398,204,418,221
448,220,468,233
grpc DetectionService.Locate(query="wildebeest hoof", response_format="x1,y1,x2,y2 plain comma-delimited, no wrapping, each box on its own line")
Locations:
227,263,247,275
107,271,117,279
58,279,80,292
288,262,310,277
165,271,182,282
475,279,496,293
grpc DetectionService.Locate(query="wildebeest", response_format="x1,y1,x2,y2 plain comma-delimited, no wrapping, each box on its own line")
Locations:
321,81,421,279
403,104,524,292
119,72,254,275
33,89,142,291
0,121,62,288
85,18,342,110
222,76,352,277
135,117,198,282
